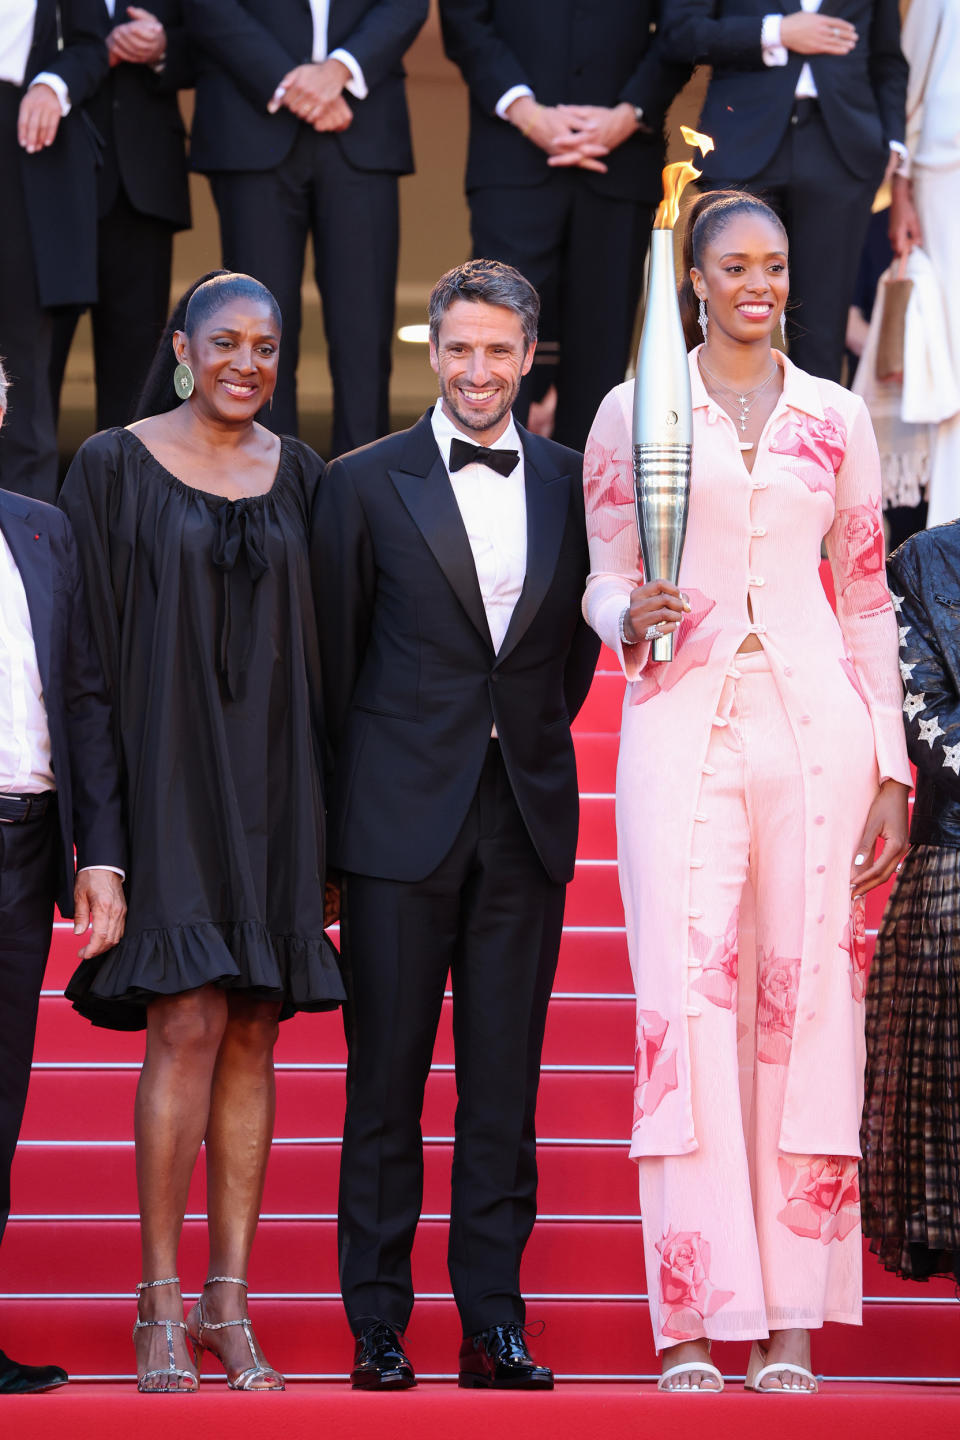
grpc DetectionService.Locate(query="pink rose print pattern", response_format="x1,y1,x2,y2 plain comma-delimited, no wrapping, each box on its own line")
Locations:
583,435,635,544
690,905,739,1010
633,1009,678,1123
629,589,720,707
656,1228,735,1342
756,949,801,1065
840,897,869,1003
833,499,889,611
776,1155,860,1244
769,407,847,497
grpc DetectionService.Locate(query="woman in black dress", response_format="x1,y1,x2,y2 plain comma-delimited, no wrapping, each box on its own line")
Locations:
59,273,343,1392
861,521,960,1286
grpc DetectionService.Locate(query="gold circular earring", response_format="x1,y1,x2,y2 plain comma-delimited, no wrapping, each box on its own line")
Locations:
173,362,195,400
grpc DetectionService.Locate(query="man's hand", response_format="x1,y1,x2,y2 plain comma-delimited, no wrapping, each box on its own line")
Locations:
780,13,858,54
18,84,62,153
268,58,354,132
889,174,923,255
73,869,126,961
506,95,582,156
549,103,639,172
107,6,166,67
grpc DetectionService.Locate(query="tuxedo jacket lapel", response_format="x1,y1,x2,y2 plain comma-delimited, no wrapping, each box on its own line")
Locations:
388,415,494,650
0,492,53,696
496,429,572,667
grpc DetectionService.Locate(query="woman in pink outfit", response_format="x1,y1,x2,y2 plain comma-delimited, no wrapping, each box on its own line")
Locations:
582,191,911,1393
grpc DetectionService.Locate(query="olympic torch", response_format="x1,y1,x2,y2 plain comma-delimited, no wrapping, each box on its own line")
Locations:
632,128,713,662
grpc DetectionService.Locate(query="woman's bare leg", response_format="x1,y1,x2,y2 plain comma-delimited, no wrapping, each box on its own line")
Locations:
188,994,282,1386
134,986,228,1389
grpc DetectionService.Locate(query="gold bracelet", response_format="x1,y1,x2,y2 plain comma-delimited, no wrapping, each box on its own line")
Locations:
519,103,542,139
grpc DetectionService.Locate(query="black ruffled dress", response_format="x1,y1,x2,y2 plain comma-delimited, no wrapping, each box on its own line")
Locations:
58,428,344,1029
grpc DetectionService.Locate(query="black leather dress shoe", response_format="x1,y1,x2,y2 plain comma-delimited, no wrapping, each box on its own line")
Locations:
458,1323,554,1389
350,1321,417,1390
0,1350,68,1394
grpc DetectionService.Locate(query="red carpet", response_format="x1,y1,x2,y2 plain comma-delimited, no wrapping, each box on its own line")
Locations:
3,564,957,1417
4,1383,959,1440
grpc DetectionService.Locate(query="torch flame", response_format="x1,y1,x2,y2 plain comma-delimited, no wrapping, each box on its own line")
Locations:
653,128,716,230
654,162,701,229
679,126,715,159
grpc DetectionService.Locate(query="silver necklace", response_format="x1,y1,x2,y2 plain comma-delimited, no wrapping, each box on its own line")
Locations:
698,358,778,436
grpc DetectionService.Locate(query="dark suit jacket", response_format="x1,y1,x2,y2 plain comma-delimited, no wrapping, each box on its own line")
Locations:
440,0,688,205
0,490,124,916
87,0,191,228
186,0,428,175
661,0,907,180
18,0,109,306
315,412,600,885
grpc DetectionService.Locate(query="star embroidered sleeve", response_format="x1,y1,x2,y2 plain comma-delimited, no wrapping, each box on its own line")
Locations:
823,398,913,788
581,386,651,681
887,548,960,797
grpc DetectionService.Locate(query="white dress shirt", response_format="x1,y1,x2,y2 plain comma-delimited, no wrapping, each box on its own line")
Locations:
431,401,527,659
0,528,54,793
0,1,71,114
308,0,367,100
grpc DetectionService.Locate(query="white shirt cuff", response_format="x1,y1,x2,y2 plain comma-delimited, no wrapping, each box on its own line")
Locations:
29,71,71,116
329,48,367,100
78,865,126,880
496,84,534,121
761,14,788,65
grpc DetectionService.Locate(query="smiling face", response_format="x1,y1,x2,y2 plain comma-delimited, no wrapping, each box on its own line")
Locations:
691,212,789,346
174,298,281,422
429,298,535,442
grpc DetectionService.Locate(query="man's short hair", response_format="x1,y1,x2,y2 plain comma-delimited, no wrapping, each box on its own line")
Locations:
428,260,540,350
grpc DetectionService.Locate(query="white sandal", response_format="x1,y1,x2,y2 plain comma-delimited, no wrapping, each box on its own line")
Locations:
657,1357,724,1392
744,1340,818,1393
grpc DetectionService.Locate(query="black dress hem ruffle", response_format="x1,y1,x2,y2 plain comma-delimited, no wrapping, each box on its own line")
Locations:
65,919,345,1031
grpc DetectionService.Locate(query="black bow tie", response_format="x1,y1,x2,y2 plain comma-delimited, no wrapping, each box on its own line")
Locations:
449,436,520,477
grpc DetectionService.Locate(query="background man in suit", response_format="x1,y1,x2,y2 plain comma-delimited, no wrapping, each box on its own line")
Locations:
661,0,907,381
50,3,192,433
440,0,688,452
186,0,429,455
317,261,600,1390
0,0,108,502
0,364,125,1393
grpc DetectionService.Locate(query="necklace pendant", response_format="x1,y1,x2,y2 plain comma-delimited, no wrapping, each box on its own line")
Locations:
737,394,748,406
739,416,748,431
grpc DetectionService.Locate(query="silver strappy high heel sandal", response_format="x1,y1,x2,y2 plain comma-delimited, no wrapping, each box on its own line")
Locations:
186,1276,285,1391
133,1276,198,1393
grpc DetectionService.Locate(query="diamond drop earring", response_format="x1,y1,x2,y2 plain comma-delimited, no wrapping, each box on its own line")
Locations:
780,308,787,346
173,362,195,400
698,297,708,342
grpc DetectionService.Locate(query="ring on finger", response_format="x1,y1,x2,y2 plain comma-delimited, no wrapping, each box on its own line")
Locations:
644,623,664,641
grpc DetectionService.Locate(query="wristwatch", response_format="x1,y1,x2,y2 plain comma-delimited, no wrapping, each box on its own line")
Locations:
618,607,637,647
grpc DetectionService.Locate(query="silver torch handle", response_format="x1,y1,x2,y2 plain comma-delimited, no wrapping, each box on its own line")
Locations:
632,227,693,663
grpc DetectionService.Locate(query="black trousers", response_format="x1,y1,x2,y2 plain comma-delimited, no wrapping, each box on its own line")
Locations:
470,173,653,452
50,190,174,432
0,806,57,1246
708,104,885,384
209,131,399,456
337,742,566,1337
0,85,57,503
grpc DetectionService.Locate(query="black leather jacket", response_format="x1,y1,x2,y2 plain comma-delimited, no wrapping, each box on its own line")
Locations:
888,521,960,848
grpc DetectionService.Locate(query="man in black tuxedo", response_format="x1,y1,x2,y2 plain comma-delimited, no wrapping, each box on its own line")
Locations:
440,0,688,452
186,0,428,455
0,365,125,1392
661,0,907,381
0,0,107,503
317,261,600,1390
50,3,192,432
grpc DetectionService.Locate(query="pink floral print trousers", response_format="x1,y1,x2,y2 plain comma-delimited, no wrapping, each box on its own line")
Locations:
637,651,863,1351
